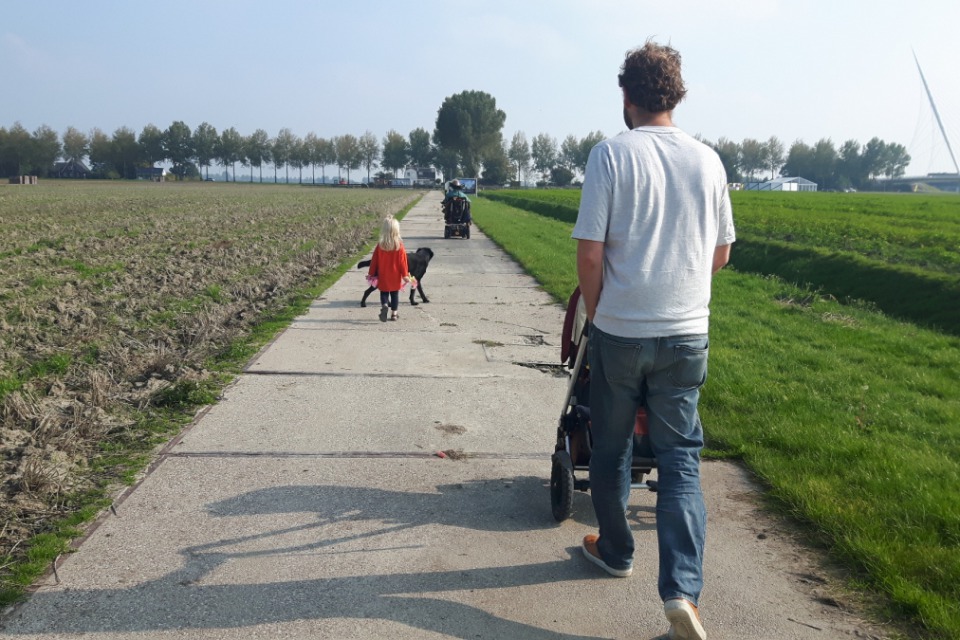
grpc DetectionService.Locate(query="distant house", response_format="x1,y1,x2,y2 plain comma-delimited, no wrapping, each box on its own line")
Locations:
136,166,170,182
53,160,91,179
744,177,818,192
403,167,437,187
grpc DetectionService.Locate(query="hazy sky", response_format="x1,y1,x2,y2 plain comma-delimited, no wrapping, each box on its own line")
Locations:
4,0,959,176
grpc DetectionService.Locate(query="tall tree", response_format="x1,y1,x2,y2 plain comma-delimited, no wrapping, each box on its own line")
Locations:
481,142,511,185
882,142,910,179
408,127,433,169
245,129,271,183
1,123,33,176
88,128,113,177
272,128,296,183
358,130,380,183
329,135,342,181
763,136,785,179
838,139,863,188
577,131,605,175
381,129,409,178
237,133,252,182
32,125,62,177
289,136,308,184
138,124,165,167
62,126,89,163
315,137,335,183
4,123,32,175
434,147,460,183
711,137,742,182
861,137,891,182
531,133,558,181
783,140,815,181
334,134,361,183
111,126,139,179
559,134,580,171
739,138,765,182
163,121,194,179
433,90,506,177
507,131,531,184
811,138,838,188
0,126,12,176
193,122,219,180
303,132,320,184
217,127,243,182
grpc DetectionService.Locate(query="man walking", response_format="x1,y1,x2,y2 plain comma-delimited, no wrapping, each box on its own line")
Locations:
572,41,735,640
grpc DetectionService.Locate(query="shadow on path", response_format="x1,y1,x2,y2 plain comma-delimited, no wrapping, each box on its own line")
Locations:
5,477,656,638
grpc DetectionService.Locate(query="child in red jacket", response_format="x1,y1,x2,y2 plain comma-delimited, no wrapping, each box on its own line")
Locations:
368,217,412,321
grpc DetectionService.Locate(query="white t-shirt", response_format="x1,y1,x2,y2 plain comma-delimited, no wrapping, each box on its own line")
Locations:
572,126,736,338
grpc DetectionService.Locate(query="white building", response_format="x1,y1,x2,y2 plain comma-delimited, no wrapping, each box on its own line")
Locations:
403,167,437,187
744,177,818,192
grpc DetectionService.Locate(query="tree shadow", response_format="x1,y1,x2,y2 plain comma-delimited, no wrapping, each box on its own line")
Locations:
202,477,655,533
5,476,656,638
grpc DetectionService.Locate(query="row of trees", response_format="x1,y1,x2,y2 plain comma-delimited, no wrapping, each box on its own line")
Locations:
427,92,916,190
0,92,612,186
0,121,419,184
0,118,595,188
0,90,913,191
700,135,911,190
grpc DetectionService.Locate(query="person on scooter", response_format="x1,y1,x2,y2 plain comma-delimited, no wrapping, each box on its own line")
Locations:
442,179,472,224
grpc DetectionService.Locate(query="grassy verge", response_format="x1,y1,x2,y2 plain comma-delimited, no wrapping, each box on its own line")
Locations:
483,189,960,336
728,191,960,277
472,195,960,639
732,238,960,335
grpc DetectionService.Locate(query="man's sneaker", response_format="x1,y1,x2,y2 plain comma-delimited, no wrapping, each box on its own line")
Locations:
581,534,632,577
664,598,706,640
379,305,388,322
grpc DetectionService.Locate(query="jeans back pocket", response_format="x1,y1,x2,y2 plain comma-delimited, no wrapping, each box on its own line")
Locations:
668,341,708,389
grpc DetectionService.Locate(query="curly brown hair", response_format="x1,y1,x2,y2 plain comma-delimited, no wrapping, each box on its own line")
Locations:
618,41,687,113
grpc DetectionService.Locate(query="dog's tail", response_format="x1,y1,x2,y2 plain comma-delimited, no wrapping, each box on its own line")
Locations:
357,259,372,269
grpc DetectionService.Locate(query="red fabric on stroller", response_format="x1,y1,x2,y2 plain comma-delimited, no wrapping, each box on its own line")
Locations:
561,287,582,366
561,286,648,435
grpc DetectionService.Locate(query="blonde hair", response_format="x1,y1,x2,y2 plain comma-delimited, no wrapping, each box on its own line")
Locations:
378,217,402,252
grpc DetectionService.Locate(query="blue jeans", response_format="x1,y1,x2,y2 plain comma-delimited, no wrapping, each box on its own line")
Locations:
379,290,399,311
587,325,708,605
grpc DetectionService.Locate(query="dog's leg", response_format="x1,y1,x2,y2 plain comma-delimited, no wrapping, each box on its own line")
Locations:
361,286,376,307
417,282,429,303
409,288,418,306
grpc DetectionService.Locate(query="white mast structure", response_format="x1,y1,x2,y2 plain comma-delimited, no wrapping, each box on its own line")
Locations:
913,50,960,175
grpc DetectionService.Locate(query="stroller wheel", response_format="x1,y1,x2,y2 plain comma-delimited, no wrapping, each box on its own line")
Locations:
550,452,574,522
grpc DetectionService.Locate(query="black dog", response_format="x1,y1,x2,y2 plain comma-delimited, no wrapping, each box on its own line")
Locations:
358,247,434,307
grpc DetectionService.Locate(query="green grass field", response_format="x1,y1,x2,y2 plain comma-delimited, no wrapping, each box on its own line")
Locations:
472,191,960,639
484,189,960,336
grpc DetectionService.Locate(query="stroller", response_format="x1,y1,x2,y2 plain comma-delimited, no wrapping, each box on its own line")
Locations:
550,287,658,522
443,197,471,239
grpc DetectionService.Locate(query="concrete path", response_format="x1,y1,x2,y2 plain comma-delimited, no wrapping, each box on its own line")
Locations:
1,192,892,639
